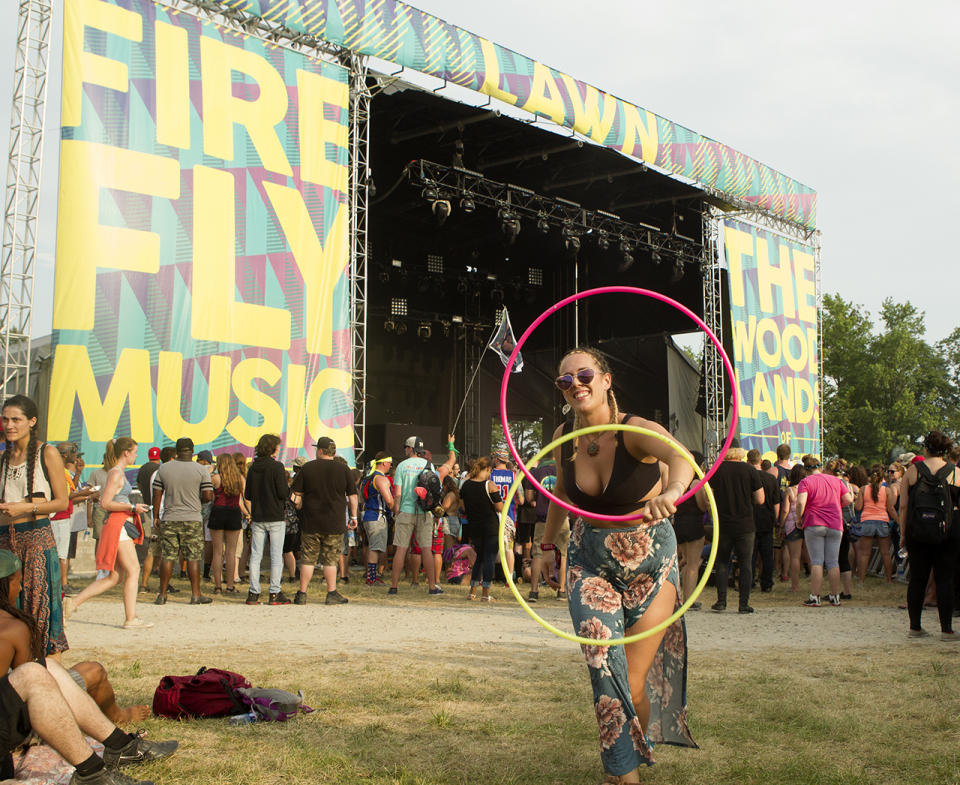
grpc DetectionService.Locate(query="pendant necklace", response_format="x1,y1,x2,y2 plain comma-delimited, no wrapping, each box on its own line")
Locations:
584,411,617,457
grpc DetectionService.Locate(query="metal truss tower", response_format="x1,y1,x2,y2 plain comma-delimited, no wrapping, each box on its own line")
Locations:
701,208,725,462
1,0,53,397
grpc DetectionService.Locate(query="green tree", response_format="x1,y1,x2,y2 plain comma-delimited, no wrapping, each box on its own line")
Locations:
822,295,954,463
490,418,542,458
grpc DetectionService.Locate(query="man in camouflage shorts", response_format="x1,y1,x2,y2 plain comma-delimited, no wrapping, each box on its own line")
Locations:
152,438,214,606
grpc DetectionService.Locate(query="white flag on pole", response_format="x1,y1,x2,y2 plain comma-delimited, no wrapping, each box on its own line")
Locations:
488,308,523,373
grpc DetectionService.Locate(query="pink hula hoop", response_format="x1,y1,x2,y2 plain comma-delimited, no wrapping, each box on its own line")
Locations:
498,285,739,522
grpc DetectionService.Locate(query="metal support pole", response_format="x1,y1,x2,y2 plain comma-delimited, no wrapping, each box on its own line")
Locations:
813,230,823,456
701,208,725,462
1,0,52,397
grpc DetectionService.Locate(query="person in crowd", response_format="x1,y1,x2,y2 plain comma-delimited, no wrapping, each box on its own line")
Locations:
135,447,161,507
775,444,793,491
64,439,151,629
0,550,177,785
401,434,458,481
886,460,906,556
151,438,214,606
796,455,854,607
283,457,306,584
439,473,461,553
196,450,217,582
460,457,503,602
0,394,70,657
527,454,569,602
290,437,357,605
827,459,856,600
133,446,161,575
779,464,805,592
244,435,289,605
854,464,894,582
336,461,361,584
901,431,960,640
443,542,476,584
515,461,536,582
490,453,521,581
52,443,96,597
748,449,780,594
672,451,707,608
389,437,443,595
139,447,176,595
764,460,789,583
539,347,696,784
208,453,247,595
709,443,763,613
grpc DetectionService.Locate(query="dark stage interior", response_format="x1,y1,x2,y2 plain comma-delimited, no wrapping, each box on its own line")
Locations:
363,80,712,459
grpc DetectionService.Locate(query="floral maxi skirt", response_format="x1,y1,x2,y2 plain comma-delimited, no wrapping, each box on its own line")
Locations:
566,517,696,776
0,518,68,655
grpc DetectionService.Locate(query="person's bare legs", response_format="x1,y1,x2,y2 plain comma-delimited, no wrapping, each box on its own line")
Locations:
878,536,893,581
827,565,841,597
298,563,315,594
856,536,874,582
558,551,568,594
186,559,203,599
810,564,824,597
115,541,141,623
322,564,338,592
139,548,155,591
283,550,296,581
70,662,150,725
788,540,802,591
158,558,174,597
210,530,225,591
43,659,117,742
7,663,94,766
390,545,409,590
72,570,120,609
678,540,704,602
224,530,240,590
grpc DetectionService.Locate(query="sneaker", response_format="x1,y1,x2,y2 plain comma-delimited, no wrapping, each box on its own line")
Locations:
940,631,959,642
803,595,821,607
556,590,567,599
189,595,213,605
166,585,179,594
738,606,755,614
153,594,166,606
70,768,155,785
527,591,539,603
711,601,726,612
293,591,307,605
245,591,260,606
341,575,350,584
138,585,149,594
839,592,853,600
269,591,291,606
365,577,386,586
62,596,76,619
387,587,398,595
828,594,842,607
908,628,930,638
103,731,178,768
325,590,348,605
428,586,444,595
122,618,154,630
690,601,702,611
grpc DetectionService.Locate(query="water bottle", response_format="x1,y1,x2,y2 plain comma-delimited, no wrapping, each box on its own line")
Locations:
228,711,258,726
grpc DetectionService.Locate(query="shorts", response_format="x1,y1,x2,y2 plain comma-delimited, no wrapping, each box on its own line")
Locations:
363,516,388,552
533,519,571,557
515,520,535,545
341,529,358,555
441,516,461,539
785,527,804,542
300,531,341,568
804,525,842,569
0,674,32,755
51,518,71,560
68,667,86,690
672,513,705,545
856,519,891,538
394,511,433,552
208,507,243,531
159,520,203,561
283,528,300,554
502,519,516,548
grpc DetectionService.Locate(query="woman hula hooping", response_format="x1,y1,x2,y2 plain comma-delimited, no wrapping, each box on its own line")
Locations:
541,347,697,785
0,394,71,656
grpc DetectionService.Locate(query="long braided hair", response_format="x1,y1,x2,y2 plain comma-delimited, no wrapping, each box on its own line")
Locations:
0,574,43,660
558,347,620,460
0,396,41,550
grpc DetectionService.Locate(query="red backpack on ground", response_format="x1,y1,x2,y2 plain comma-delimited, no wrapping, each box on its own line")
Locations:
153,667,251,719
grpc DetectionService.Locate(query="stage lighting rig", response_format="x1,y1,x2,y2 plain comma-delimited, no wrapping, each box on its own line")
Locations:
562,225,581,258
499,210,521,245
670,260,685,283
596,231,610,251
651,248,662,266
432,199,451,224
396,321,408,336
460,196,475,213
421,186,439,202
536,214,550,234
384,319,396,333
417,322,432,340
618,238,635,272
390,297,408,317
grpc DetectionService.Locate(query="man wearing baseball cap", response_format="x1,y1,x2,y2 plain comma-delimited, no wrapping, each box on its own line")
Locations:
0,550,177,784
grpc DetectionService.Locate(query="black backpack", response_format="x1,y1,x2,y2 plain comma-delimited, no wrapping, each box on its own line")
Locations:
909,463,955,544
415,463,444,515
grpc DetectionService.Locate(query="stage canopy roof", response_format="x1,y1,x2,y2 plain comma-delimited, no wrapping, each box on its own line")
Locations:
227,0,817,229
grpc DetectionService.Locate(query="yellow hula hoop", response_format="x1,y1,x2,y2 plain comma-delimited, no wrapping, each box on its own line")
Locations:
498,423,720,647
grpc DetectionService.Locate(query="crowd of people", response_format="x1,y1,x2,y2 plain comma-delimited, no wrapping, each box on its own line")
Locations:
2,374,959,785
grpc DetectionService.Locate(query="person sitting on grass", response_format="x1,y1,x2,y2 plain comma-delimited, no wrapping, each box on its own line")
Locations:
0,549,177,784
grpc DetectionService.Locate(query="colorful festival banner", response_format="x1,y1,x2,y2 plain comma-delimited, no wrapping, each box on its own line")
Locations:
227,0,816,229
48,0,353,463
722,219,820,460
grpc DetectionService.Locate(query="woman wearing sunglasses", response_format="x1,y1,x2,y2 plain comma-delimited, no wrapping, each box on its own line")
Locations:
540,347,697,785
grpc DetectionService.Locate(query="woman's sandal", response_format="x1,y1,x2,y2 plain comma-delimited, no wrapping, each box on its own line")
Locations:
224,586,237,594
213,587,222,595
481,595,495,603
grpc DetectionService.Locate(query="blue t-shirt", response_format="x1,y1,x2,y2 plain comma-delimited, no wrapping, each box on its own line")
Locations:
491,467,519,522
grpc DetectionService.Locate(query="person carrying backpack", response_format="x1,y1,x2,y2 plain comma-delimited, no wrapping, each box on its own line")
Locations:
388,437,444,596
359,453,394,586
900,430,960,641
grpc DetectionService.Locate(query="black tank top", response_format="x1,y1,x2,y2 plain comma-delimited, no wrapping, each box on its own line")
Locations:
560,415,661,517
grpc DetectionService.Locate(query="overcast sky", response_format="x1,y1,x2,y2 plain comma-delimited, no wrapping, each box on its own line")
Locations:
3,0,958,341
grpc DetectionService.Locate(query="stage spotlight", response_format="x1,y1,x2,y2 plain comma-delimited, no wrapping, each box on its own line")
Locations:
499,210,521,245
417,322,432,340
536,215,550,234
562,225,580,258
651,248,662,265
670,260,685,283
384,319,396,333
451,315,464,324
618,250,635,272
421,185,439,201
597,232,610,251
396,321,408,336
432,199,451,224
460,196,475,213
